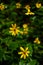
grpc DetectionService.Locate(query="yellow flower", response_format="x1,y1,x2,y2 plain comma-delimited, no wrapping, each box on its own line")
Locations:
36,3,41,8
9,24,20,36
18,47,30,59
16,2,21,8
23,24,28,29
25,10,35,15
23,28,28,34
25,5,34,15
0,3,5,10
34,37,40,44
25,5,31,10
23,24,28,34
19,24,28,35
20,29,28,35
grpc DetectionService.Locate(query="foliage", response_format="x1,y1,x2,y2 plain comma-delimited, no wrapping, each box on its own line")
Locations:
0,0,43,65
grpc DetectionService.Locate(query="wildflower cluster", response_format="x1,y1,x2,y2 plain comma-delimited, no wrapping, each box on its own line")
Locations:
15,2,42,15
0,0,43,65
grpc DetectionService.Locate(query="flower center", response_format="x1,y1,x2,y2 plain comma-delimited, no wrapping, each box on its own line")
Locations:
14,28,16,31
23,52,26,54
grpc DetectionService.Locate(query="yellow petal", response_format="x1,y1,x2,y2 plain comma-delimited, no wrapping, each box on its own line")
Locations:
11,24,16,28
29,12,35,15
23,24,28,28
23,55,26,59
20,55,24,58
27,51,30,53
26,53,29,57
38,41,40,44
18,52,23,54
28,9,31,12
25,12,30,15
12,32,16,36
25,47,28,51
20,47,24,51
10,28,13,30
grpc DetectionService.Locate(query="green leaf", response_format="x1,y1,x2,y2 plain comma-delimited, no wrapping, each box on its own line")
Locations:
0,47,4,61
26,43,33,57
9,41,18,51
19,60,25,65
27,60,37,65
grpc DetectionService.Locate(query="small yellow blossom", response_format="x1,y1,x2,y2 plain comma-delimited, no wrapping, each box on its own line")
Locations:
18,47,30,59
16,2,21,8
25,5,31,10
36,3,41,8
25,10,35,15
23,24,28,29
23,28,28,34
19,24,28,35
23,24,28,34
9,24,20,36
0,3,5,10
20,29,28,35
25,4,35,15
34,37,40,44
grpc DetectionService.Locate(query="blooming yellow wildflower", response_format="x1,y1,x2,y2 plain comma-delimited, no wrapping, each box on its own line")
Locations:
9,24,20,36
23,28,28,34
36,3,41,8
25,10,35,15
25,5,31,10
18,47,30,59
19,24,28,35
23,24,28,34
16,2,21,8
20,28,28,35
0,3,5,10
23,24,28,29
34,37,40,44
24,5,34,15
